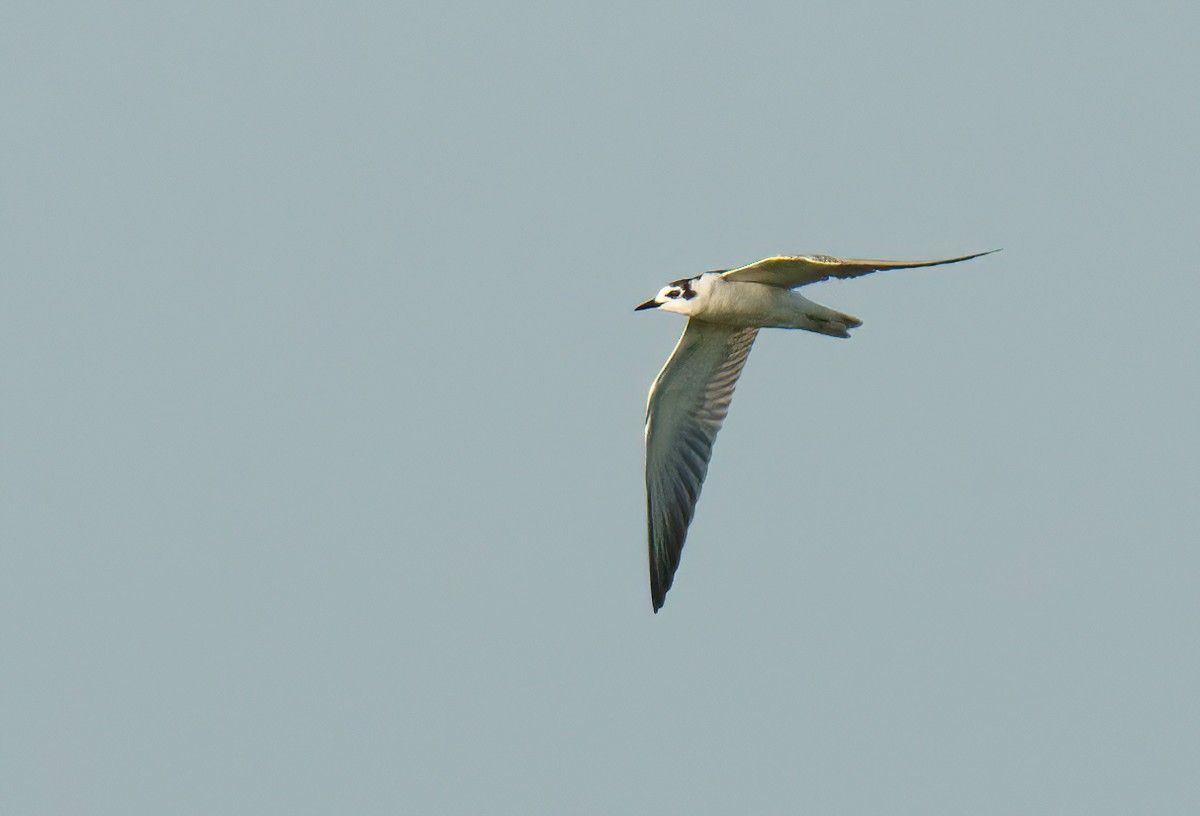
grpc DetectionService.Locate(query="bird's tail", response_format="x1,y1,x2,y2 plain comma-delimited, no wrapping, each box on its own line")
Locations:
798,300,862,338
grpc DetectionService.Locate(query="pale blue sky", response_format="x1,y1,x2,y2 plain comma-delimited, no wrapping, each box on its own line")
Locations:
4,2,1199,813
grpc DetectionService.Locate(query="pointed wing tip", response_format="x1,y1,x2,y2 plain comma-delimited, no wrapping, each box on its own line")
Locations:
925,248,1001,265
651,564,672,612
955,248,1001,262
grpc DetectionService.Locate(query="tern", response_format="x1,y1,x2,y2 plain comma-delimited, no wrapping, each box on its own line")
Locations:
636,249,996,612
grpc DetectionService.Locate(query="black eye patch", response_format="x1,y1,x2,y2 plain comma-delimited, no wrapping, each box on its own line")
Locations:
666,275,700,300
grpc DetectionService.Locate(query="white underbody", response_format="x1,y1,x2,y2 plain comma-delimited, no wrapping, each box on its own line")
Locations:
685,274,861,337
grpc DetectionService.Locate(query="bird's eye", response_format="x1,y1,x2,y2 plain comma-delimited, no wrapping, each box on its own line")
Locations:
666,289,680,298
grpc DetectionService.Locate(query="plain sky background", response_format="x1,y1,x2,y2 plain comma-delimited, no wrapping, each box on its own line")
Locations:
4,1,1199,813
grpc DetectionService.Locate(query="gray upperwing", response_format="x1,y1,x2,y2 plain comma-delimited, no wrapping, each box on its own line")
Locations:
721,249,998,288
645,319,759,612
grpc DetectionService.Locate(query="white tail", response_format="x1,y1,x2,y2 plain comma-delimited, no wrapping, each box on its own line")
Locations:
794,297,862,338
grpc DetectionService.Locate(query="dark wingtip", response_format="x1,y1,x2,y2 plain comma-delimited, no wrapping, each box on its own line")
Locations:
651,582,666,613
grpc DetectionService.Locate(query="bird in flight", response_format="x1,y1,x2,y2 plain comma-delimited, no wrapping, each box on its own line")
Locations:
636,249,997,612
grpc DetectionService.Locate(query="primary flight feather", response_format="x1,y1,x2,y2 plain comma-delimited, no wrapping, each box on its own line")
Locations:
636,249,997,612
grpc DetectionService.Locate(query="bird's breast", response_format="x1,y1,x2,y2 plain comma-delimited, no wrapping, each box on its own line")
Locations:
698,280,798,328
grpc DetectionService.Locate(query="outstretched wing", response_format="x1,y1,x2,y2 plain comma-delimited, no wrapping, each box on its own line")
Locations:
721,249,998,289
645,319,759,612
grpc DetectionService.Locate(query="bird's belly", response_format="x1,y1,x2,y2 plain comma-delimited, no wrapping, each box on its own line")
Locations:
700,281,803,328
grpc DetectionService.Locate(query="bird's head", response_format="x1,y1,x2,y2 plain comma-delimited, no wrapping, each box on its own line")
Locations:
634,274,709,316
